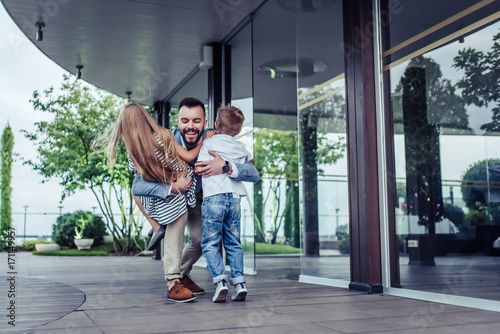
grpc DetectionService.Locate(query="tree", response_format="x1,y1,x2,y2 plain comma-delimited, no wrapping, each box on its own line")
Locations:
22,74,141,253
392,56,470,133
461,159,500,225
253,120,345,245
253,128,298,245
1,124,14,234
453,30,500,133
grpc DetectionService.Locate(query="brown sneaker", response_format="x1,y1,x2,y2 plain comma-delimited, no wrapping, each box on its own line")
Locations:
180,275,205,295
167,281,196,303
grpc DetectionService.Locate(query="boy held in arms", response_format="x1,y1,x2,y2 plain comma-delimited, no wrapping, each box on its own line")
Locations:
196,105,253,302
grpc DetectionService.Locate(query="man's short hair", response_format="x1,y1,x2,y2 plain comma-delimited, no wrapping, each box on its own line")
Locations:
216,105,245,136
178,97,206,118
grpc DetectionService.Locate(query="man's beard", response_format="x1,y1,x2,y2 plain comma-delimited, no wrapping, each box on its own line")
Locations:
181,128,202,146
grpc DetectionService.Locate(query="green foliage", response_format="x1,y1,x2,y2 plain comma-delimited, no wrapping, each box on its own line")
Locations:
23,74,142,253
466,202,491,227
33,249,109,256
461,159,500,224
242,242,301,254
253,127,345,245
461,159,500,207
0,229,15,251
336,224,350,255
1,124,14,233
454,30,500,132
20,240,53,251
52,211,106,247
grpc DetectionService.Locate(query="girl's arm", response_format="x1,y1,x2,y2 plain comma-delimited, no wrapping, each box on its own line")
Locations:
175,141,202,162
175,130,215,162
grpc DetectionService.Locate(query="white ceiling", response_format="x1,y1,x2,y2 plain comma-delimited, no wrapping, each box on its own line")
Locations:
2,0,265,105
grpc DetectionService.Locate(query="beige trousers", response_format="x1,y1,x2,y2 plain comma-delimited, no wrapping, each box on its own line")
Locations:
163,192,204,280
180,192,203,276
163,212,188,280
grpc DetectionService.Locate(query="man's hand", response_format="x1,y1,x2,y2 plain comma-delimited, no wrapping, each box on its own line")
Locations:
171,171,193,193
194,150,231,177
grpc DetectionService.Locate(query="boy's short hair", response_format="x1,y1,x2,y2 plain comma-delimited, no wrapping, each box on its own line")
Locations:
216,105,245,136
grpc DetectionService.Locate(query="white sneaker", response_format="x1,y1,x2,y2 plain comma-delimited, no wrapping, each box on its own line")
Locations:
231,283,247,301
212,281,228,303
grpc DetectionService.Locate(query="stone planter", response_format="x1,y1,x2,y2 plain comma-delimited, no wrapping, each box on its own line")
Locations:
74,238,94,250
103,234,113,243
406,234,436,266
35,243,61,252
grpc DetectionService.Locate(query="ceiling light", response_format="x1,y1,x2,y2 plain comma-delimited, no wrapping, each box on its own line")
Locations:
75,65,83,79
277,0,336,11
257,57,327,79
35,22,45,41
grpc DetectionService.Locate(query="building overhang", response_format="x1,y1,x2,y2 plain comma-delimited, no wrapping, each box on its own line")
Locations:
2,0,265,106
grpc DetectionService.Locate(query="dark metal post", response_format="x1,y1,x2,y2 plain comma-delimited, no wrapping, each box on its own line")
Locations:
343,0,382,293
23,205,29,241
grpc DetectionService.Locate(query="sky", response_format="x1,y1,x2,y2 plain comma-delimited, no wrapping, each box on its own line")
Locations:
0,6,98,241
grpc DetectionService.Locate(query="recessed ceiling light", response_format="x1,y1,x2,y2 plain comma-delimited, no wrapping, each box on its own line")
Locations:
277,0,336,11
258,57,327,79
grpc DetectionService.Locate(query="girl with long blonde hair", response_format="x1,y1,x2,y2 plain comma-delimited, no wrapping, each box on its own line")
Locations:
104,102,209,249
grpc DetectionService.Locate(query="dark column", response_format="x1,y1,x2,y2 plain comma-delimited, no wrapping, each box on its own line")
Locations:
224,44,232,105
209,42,223,118
343,0,382,293
401,66,443,267
300,112,320,256
153,100,170,128
402,67,443,235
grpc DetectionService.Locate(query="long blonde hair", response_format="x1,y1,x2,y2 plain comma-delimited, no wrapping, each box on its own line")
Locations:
104,102,188,184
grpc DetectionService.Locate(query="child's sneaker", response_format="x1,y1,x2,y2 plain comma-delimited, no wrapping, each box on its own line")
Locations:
212,281,228,303
231,283,247,301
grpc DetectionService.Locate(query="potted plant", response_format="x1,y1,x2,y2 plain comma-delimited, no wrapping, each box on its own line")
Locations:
74,217,94,250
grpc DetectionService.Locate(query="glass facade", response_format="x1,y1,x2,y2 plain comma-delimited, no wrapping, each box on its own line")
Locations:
226,21,256,272
295,1,349,280
384,0,500,301
165,0,500,306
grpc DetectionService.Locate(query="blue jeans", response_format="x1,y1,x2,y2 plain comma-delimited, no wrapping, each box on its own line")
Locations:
201,193,245,286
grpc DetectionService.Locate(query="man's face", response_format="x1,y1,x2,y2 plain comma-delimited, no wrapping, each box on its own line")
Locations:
177,105,207,148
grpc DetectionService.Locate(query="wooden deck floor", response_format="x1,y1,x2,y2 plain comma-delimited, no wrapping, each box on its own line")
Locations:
1,252,499,334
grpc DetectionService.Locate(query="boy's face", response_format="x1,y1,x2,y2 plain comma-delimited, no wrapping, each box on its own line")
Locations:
177,105,207,149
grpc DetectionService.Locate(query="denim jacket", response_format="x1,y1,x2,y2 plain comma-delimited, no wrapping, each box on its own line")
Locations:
132,128,260,200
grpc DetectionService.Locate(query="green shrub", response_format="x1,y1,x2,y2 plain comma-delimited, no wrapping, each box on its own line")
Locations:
336,224,350,254
21,240,53,251
33,249,109,256
0,229,15,251
52,211,107,248
443,203,467,232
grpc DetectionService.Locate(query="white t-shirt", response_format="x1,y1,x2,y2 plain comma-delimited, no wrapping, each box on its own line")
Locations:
197,134,253,198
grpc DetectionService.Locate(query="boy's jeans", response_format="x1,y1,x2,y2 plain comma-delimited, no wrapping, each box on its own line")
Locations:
201,193,245,286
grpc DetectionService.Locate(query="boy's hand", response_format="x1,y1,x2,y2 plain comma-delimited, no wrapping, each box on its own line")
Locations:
171,171,193,193
194,151,231,177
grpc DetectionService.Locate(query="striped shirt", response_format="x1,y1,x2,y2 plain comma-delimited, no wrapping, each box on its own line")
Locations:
128,133,196,225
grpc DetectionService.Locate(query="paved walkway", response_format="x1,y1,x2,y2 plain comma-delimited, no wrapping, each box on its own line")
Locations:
1,252,500,334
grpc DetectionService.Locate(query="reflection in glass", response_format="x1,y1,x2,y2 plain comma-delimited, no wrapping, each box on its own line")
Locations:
295,0,349,280
389,18,500,300
227,22,256,271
